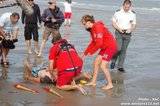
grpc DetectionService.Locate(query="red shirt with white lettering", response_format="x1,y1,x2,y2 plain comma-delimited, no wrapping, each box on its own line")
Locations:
84,21,117,56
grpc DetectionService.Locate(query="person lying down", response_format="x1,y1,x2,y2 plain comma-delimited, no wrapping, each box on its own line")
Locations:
23,36,91,95
24,60,91,95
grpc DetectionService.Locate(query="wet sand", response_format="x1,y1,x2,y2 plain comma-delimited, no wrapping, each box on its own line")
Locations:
0,0,160,106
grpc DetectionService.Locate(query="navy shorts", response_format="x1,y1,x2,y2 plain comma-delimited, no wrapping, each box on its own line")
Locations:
24,24,39,41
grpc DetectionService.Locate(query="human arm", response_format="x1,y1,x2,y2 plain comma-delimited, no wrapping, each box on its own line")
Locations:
41,9,50,22
85,37,103,55
126,13,136,33
0,26,5,37
57,80,87,95
55,10,64,25
11,27,19,40
37,5,41,24
48,45,59,78
0,15,6,36
112,14,124,33
21,10,25,24
84,25,104,56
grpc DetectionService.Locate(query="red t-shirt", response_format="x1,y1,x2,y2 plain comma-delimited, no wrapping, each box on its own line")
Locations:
49,39,83,71
84,21,117,55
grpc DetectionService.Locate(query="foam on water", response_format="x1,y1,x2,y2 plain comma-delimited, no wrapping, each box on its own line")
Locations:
35,0,160,13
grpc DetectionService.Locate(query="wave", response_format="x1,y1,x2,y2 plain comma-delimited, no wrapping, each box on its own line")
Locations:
60,1,160,12
36,1,160,13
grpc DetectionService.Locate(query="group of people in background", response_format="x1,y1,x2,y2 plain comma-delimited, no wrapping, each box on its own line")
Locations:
0,0,136,91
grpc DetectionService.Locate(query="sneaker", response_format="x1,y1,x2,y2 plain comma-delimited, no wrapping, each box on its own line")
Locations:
110,62,115,69
118,68,125,73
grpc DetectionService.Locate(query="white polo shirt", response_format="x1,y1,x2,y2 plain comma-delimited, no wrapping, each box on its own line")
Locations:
0,12,19,33
64,2,72,13
0,12,19,38
112,8,136,30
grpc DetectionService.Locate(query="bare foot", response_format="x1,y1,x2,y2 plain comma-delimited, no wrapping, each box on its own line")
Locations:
101,84,113,90
85,82,96,86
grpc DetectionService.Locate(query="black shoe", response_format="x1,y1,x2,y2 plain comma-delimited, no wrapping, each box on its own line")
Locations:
110,62,115,69
118,68,125,73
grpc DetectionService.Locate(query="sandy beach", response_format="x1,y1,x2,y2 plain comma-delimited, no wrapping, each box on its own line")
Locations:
0,0,160,106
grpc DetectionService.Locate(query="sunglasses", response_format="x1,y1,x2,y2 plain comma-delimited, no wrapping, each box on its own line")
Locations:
28,0,34,1
48,2,56,5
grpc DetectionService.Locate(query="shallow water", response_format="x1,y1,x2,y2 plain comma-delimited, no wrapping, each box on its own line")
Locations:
0,0,160,106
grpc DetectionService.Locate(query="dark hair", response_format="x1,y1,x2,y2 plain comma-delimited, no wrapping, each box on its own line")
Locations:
123,0,132,6
81,15,95,23
51,35,62,43
11,12,20,19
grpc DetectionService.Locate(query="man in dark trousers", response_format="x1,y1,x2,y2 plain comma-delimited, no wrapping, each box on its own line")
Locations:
38,0,64,57
22,0,41,54
110,0,136,72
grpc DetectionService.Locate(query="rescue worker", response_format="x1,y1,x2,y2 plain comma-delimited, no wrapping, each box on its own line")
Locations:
81,15,117,90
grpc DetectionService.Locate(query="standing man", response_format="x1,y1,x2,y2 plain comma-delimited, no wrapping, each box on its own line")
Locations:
0,12,20,67
38,0,64,57
22,0,41,54
81,15,117,90
110,0,136,72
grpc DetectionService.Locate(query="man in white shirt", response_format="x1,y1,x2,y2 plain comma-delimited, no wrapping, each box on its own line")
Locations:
110,0,136,72
0,12,20,67
64,0,72,26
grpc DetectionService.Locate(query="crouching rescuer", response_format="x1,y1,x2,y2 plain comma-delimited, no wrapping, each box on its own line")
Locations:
24,35,89,95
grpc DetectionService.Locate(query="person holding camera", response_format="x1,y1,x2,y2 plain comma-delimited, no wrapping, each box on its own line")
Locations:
110,0,136,72
0,12,20,67
38,0,64,57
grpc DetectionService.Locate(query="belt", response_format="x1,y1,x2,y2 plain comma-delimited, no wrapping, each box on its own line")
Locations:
116,30,131,35
65,66,80,72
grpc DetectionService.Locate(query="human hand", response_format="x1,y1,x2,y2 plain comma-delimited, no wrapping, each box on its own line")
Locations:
118,28,125,33
38,23,42,29
51,18,56,23
126,29,132,34
46,17,51,21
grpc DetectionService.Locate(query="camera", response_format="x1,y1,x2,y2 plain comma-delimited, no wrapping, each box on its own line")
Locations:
0,36,4,41
13,39,18,43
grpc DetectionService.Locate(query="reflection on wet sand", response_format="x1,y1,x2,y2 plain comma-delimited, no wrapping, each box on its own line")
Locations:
0,67,8,80
107,71,125,98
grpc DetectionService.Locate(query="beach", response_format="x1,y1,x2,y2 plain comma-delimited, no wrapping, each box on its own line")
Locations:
0,0,160,106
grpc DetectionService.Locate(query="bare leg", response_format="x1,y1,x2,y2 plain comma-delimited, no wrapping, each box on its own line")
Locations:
26,40,32,54
101,61,113,90
64,19,67,25
73,72,92,81
57,80,87,95
34,41,39,54
23,60,41,83
68,19,71,26
38,40,46,56
2,48,9,67
86,55,102,86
